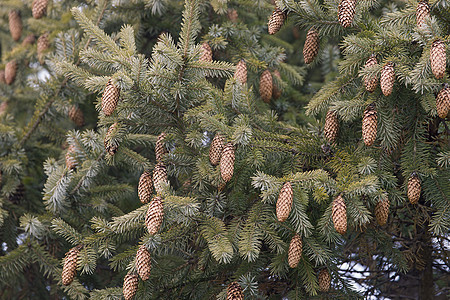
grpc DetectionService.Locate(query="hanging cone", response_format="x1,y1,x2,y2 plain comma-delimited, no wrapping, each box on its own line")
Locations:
436,84,450,119
268,8,286,35
226,281,244,300
138,170,153,204
363,55,378,93
153,162,168,195
62,246,81,286
9,10,22,41
145,196,164,234
65,145,77,170
375,195,390,226
209,133,225,166
234,60,247,84
318,269,331,292
220,143,235,182
416,0,430,27
32,0,48,19
37,33,50,64
200,42,213,62
272,70,282,99
104,123,119,155
380,62,395,96
68,106,84,127
227,8,238,22
123,273,139,300
303,28,319,64
22,34,36,46
362,103,377,146
338,0,356,28
332,194,347,235
407,172,421,204
430,40,446,80
5,60,18,85
324,110,339,144
155,132,168,162
288,233,302,268
276,182,293,222
101,80,120,116
136,245,151,281
259,70,273,103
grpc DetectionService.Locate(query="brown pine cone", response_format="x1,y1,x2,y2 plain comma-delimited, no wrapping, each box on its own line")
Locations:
62,246,81,286
332,194,347,235
430,40,446,80
220,143,235,183
318,269,331,292
303,28,319,64
200,42,213,62
227,281,244,300
288,233,302,268
32,0,48,19
324,110,339,144
338,0,356,28
136,245,151,281
363,55,378,93
104,123,119,155
68,106,84,127
234,60,247,84
362,103,377,146
145,196,164,235
9,10,22,41
227,8,238,22
155,132,168,162
65,145,77,170
276,181,293,222
22,34,36,46
138,170,153,204
37,33,50,64
436,84,450,119
153,162,168,195
375,195,390,226
101,79,120,116
407,172,421,204
416,0,430,27
209,133,225,166
123,273,139,300
380,62,395,96
259,70,273,103
272,70,282,99
268,8,286,35
5,60,18,85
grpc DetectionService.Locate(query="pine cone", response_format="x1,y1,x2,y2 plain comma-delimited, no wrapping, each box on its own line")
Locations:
436,84,450,119
375,195,390,226
407,172,421,204
338,0,356,28
138,171,153,204
200,42,213,62
37,33,50,64
65,145,77,170
5,60,18,85
416,0,430,27
0,71,5,84
259,70,273,103
153,162,168,195
234,60,247,84
136,245,151,281
22,34,36,46
209,133,225,166
324,110,339,144
288,233,302,268
32,0,48,19
303,28,319,64
430,40,446,80
276,182,293,222
155,132,168,162
145,196,164,234
380,62,395,96
101,80,120,116
220,143,235,183
62,246,81,286
332,194,347,235
318,269,331,292
123,273,139,300
227,281,244,300
363,55,378,93
227,8,238,22
272,70,282,99
68,106,84,127
104,123,119,155
362,103,377,146
9,10,22,41
268,8,286,35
